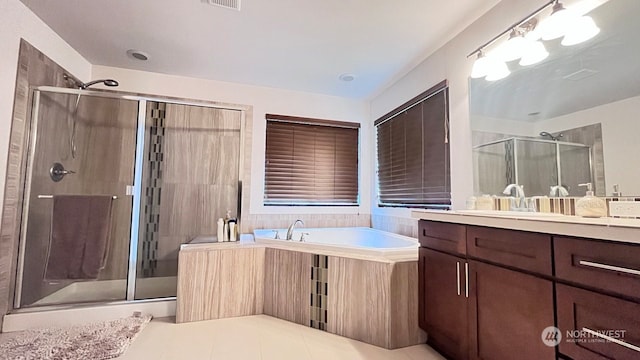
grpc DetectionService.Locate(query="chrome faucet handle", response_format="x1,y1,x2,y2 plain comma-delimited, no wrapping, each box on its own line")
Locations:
272,230,280,239
286,219,305,240
300,232,310,242
526,198,537,212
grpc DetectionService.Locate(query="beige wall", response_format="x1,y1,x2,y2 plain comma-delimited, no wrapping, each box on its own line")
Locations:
91,66,373,230
0,0,91,218
0,0,91,327
369,0,557,235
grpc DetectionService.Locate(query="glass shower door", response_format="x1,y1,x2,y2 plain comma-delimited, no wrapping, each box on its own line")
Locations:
516,139,558,196
134,102,242,299
17,90,139,307
558,144,593,196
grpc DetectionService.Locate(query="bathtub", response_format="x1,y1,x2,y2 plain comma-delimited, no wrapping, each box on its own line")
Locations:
253,227,418,261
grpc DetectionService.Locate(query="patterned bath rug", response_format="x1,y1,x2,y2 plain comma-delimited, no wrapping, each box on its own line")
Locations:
0,313,152,360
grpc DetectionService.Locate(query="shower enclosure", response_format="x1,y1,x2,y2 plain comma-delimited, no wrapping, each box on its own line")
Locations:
14,86,243,308
473,137,593,197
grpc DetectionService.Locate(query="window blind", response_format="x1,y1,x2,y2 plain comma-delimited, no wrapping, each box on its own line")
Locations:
375,81,451,208
264,114,359,205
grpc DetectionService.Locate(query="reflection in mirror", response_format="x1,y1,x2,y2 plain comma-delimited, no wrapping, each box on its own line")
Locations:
470,0,640,197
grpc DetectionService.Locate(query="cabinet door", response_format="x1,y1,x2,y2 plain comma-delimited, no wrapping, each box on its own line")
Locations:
557,284,640,360
422,248,468,360
468,260,555,360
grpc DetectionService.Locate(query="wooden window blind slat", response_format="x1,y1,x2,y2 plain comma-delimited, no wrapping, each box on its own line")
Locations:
376,81,451,208
265,117,359,205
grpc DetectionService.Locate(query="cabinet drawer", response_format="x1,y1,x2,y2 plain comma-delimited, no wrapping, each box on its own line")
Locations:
557,284,640,360
466,226,552,276
419,220,466,255
555,237,640,300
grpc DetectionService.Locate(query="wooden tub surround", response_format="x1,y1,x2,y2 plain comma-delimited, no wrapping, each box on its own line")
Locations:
176,242,426,349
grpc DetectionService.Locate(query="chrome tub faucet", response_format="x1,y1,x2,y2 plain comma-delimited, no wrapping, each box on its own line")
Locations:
286,219,305,240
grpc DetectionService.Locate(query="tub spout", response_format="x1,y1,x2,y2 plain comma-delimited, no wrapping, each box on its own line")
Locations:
286,219,305,240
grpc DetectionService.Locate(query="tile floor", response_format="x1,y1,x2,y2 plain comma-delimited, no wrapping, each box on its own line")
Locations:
117,315,445,360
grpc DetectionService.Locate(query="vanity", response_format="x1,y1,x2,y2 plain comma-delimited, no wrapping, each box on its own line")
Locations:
413,210,640,360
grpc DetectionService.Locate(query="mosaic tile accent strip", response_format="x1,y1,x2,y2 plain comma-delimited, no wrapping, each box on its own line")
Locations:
504,140,515,185
310,254,328,331
141,102,166,277
489,196,640,218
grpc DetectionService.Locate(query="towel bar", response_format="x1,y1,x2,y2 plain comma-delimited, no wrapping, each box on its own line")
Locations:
37,195,118,199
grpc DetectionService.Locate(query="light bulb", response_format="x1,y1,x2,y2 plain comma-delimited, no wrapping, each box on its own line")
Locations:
495,30,528,61
471,52,491,78
519,40,549,66
561,16,600,46
485,60,510,81
538,2,578,40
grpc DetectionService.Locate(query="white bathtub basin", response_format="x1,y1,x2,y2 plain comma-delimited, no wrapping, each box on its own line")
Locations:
253,227,418,261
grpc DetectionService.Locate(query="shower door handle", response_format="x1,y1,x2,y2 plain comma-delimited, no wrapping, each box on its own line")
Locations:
49,162,75,182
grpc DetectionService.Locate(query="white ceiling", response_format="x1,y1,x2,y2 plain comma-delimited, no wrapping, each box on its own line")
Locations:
20,0,499,99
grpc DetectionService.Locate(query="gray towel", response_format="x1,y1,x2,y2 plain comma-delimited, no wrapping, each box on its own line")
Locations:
45,195,114,280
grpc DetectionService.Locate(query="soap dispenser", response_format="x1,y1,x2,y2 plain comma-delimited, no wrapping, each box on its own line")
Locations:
575,183,607,218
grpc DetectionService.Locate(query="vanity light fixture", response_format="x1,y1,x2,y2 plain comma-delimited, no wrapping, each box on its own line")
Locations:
561,15,600,46
485,60,511,82
519,40,549,66
468,0,601,81
538,1,576,40
470,51,491,78
494,29,528,62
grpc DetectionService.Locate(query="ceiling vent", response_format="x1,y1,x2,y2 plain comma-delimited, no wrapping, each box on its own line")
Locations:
201,0,241,11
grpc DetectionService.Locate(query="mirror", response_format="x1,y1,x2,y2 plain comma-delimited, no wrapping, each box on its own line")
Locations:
470,0,640,197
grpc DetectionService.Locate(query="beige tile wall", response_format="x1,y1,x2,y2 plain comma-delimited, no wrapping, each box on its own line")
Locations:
0,40,83,328
243,214,370,233
143,103,243,277
371,214,419,238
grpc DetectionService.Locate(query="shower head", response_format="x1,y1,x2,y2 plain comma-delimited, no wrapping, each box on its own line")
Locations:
79,79,119,89
539,131,563,141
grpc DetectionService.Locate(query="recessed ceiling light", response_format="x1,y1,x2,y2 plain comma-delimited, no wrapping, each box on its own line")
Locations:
127,50,149,61
339,73,356,82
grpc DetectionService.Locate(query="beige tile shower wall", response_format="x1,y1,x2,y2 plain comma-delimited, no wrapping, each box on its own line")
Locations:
243,214,370,232
371,214,418,238
152,104,242,276
0,39,88,320
20,92,137,306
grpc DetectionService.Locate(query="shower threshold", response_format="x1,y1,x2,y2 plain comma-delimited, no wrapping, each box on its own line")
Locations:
26,276,178,307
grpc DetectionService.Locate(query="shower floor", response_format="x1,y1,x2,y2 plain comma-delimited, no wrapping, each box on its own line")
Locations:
32,276,177,306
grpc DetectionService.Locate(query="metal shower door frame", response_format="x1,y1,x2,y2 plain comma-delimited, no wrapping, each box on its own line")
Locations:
14,86,246,309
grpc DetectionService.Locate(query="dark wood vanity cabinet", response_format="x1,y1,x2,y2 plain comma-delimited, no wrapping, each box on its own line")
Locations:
557,284,640,360
468,260,555,360
419,220,640,360
418,222,555,360
419,247,468,359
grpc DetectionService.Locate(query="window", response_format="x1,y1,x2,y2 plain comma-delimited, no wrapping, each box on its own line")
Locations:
264,114,359,205
375,80,450,208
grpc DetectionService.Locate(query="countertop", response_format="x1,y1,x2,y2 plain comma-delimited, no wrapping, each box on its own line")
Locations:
412,210,640,245
180,234,417,263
